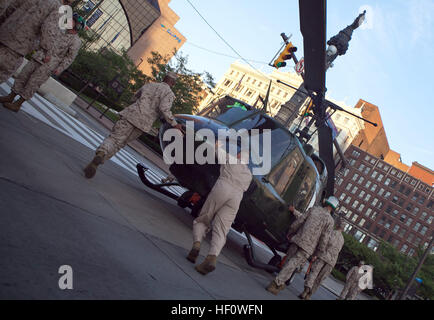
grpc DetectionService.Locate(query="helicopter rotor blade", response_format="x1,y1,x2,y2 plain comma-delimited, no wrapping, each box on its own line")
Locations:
299,0,327,95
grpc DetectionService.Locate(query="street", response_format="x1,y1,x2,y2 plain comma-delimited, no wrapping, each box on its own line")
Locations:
0,81,357,300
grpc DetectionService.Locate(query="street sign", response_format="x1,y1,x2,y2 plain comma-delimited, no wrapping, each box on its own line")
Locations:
295,58,305,75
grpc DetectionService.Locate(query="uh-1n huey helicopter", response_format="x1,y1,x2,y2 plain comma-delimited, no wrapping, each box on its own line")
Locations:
136,0,377,275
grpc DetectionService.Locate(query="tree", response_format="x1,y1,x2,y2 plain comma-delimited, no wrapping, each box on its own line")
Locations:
145,51,215,115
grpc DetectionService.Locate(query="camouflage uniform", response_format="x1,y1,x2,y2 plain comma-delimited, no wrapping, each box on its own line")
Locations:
339,265,363,300
96,82,177,162
0,0,60,83
193,163,252,257
274,206,334,286
305,230,344,294
12,30,81,100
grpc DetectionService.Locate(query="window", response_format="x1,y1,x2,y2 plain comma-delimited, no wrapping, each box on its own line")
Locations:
385,220,391,229
413,207,419,215
359,219,366,227
358,204,365,212
408,248,415,257
377,162,383,169
415,237,422,246
337,178,344,186
400,214,407,223
386,206,393,214
420,226,428,236
397,172,403,179
377,174,384,182
370,159,376,165
371,171,378,179
365,194,372,202
392,196,399,204
418,196,426,205
427,216,433,225
413,223,421,232
406,218,413,227
371,211,378,220
412,193,419,202
359,191,366,199
345,196,351,204
365,181,372,188
372,198,379,206
344,224,353,233
385,178,391,186
359,164,366,172
365,155,371,162
398,228,406,238
352,200,359,209
392,209,399,217
352,174,359,181
378,216,386,225
354,230,365,242
392,225,400,233
367,239,379,251
352,214,359,222
365,208,372,218
345,210,352,219
371,184,378,192
378,188,385,197
339,193,347,201
420,212,428,221
390,180,398,189
358,177,364,185
384,191,391,199
351,186,358,194
400,244,408,254
346,183,353,191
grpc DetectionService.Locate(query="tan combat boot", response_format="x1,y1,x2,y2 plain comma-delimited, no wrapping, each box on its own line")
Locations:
266,280,286,295
3,97,25,113
84,151,105,179
186,241,201,264
195,255,217,275
298,286,312,300
0,92,17,103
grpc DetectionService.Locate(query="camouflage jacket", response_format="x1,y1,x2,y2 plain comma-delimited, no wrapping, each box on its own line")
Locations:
32,30,81,73
0,0,61,56
119,82,177,132
346,266,363,286
318,230,344,266
288,206,334,257
218,163,253,193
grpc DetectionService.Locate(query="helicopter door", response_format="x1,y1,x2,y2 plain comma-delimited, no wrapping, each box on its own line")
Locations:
261,147,304,239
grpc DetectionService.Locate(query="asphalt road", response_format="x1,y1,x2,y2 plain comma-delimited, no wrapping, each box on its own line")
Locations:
0,94,340,300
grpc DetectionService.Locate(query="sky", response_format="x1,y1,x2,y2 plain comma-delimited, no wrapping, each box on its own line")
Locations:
169,0,434,170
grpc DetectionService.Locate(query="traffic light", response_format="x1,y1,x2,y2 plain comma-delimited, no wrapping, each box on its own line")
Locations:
273,42,297,69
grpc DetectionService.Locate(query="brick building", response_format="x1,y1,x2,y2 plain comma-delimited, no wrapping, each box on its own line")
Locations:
335,145,433,257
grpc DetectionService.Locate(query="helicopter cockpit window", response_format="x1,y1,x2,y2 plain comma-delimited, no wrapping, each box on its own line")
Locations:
292,164,317,210
231,115,294,170
268,148,303,196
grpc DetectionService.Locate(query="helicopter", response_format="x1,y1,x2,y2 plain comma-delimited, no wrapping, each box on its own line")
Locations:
136,0,376,274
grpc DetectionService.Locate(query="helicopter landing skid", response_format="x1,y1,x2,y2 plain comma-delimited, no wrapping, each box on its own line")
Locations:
243,230,280,274
136,163,183,202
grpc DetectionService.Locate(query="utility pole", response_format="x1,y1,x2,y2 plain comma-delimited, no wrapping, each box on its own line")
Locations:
274,11,366,129
398,236,433,300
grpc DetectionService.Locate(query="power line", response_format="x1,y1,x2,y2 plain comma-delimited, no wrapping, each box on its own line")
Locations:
185,41,270,65
185,0,272,79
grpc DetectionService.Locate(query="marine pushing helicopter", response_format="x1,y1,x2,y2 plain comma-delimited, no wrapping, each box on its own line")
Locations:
136,0,377,274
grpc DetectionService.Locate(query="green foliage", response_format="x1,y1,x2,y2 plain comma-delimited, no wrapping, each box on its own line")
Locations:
335,233,433,299
146,51,215,115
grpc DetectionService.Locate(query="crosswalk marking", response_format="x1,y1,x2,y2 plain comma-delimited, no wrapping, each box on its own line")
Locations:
0,80,184,196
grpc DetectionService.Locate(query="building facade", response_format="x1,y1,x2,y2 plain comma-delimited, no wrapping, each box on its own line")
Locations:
335,145,434,256
81,0,185,76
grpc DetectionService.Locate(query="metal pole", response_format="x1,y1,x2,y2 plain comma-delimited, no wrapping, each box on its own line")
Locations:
398,236,433,300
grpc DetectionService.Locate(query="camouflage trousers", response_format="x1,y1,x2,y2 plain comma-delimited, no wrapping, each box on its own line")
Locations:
339,280,361,300
305,259,334,294
12,60,51,100
96,118,143,162
193,179,243,257
275,246,309,286
0,44,24,83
